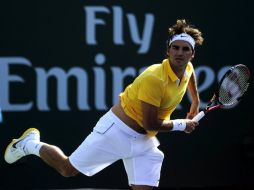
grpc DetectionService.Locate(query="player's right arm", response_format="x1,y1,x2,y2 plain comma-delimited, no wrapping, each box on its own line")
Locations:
141,101,198,133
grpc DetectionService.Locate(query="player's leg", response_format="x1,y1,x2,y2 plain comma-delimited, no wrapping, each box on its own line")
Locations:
39,143,79,177
4,110,125,178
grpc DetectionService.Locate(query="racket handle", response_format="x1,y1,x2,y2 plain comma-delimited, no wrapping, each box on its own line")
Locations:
192,111,205,122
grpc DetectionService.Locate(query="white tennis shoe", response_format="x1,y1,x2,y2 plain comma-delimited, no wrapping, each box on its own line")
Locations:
4,128,40,164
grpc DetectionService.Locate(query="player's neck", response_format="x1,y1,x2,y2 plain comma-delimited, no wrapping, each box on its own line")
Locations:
170,64,186,79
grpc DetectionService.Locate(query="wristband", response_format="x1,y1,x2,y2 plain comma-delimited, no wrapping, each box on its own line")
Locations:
172,119,186,131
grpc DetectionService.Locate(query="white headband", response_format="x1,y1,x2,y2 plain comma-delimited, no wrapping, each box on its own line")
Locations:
169,33,195,49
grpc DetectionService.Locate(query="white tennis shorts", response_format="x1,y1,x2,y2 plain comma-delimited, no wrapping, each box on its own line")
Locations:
69,110,164,187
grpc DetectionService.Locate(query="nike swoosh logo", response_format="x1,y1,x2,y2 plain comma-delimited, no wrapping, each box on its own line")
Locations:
12,139,22,148
180,35,187,37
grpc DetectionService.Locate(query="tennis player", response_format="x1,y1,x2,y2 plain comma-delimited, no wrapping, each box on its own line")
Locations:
4,19,204,190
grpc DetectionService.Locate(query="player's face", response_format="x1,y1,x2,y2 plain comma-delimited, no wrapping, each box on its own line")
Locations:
167,40,194,68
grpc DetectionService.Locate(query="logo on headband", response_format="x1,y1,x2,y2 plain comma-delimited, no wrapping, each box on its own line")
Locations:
169,33,195,49
180,34,188,38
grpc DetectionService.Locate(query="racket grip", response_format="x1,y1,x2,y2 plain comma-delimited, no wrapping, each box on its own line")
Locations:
192,111,205,122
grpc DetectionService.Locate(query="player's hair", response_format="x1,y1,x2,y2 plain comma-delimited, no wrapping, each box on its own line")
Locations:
168,19,204,47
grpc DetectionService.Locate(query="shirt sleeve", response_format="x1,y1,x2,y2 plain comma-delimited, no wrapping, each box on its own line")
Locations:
138,74,164,107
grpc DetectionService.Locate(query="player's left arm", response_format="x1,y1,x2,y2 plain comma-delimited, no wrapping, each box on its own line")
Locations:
186,71,200,119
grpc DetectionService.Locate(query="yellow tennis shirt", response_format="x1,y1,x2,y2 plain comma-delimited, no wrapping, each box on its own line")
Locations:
119,59,194,136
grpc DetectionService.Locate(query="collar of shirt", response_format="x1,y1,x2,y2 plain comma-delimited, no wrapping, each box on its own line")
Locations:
162,59,191,85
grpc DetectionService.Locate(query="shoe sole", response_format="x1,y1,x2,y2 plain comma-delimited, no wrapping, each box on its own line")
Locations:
4,128,40,164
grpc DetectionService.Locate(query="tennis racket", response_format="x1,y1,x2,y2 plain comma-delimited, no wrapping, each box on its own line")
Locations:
192,64,250,122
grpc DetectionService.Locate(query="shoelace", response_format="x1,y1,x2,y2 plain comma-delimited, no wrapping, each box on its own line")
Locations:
14,132,39,153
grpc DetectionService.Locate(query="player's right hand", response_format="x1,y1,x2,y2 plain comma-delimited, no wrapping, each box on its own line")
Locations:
184,119,199,133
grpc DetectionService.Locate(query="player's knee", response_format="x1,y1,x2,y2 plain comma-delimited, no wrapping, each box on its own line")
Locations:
60,167,78,177
59,160,79,177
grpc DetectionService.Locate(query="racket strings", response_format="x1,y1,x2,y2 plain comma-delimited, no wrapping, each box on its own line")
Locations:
219,66,250,106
